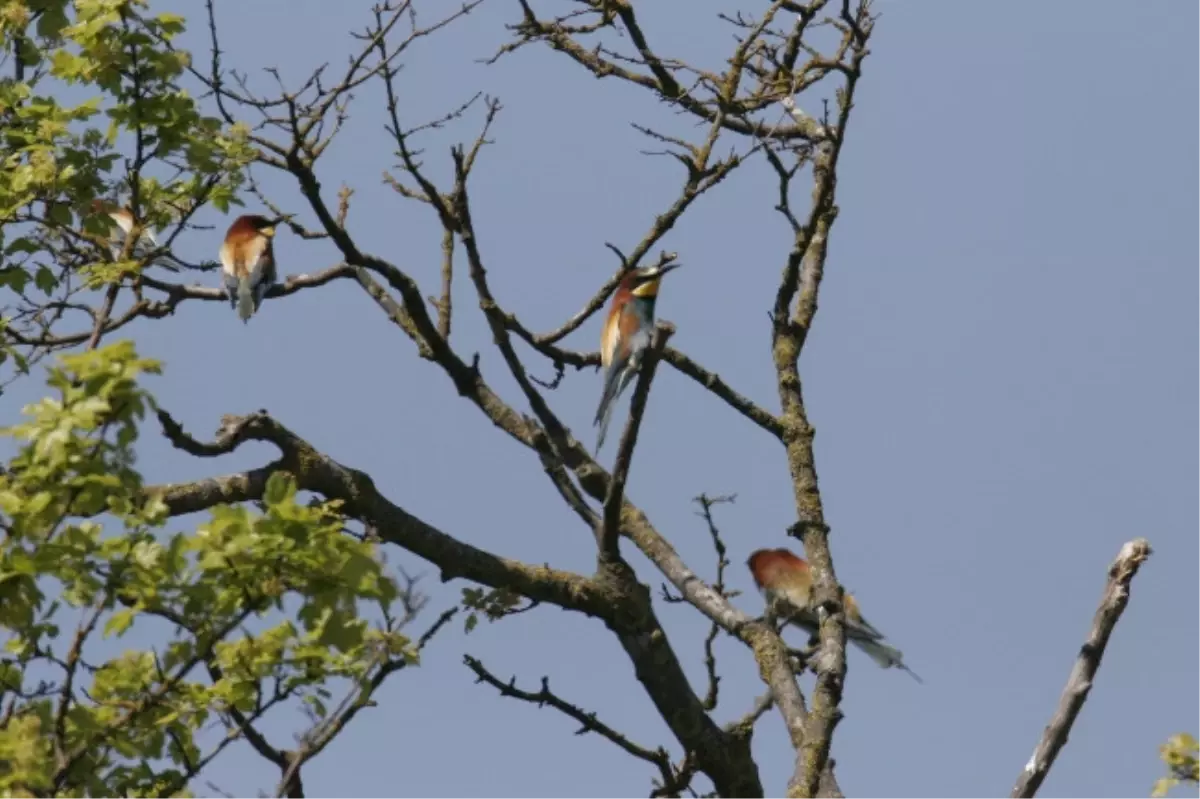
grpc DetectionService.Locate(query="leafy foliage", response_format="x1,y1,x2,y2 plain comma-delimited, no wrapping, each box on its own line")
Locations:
1,0,253,379
0,0,1171,796
1153,733,1200,798
0,342,405,796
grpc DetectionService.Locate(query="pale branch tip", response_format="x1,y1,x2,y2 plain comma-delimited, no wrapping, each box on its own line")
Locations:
1009,538,1153,799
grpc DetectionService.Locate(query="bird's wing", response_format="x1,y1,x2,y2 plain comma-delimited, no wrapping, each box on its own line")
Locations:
221,271,240,308
218,239,237,275
594,349,630,429
600,307,622,370
218,240,241,308
221,234,269,278
848,612,886,641
843,615,887,643
617,306,651,359
850,638,922,683
251,244,277,308
133,228,184,273
259,243,277,285
241,235,270,282
781,604,885,644
781,604,819,632
843,593,887,640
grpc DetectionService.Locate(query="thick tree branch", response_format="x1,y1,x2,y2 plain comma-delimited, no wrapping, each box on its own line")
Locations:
1010,539,1154,799
251,114,762,792
150,409,764,796
147,7,875,794
764,4,875,793
151,409,610,618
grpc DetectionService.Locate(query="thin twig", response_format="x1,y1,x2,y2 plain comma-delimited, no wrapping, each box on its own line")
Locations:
693,493,737,710
274,607,459,798
464,654,679,790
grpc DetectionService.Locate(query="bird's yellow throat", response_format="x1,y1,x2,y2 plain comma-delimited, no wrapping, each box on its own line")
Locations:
631,279,660,298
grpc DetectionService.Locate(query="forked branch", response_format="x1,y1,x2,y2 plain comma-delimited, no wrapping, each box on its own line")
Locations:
464,655,684,794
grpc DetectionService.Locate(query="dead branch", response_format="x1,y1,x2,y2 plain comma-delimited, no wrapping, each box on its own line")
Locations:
1010,539,1154,798
464,655,683,794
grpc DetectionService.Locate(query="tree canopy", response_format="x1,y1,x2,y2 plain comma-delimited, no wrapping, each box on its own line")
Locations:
0,1,1183,797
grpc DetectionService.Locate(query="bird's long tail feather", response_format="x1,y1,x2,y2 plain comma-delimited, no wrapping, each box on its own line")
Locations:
851,638,923,683
593,375,620,453
236,277,256,323
594,362,638,453
151,252,192,273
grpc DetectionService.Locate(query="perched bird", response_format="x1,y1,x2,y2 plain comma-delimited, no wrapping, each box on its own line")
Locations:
593,261,683,452
219,214,281,323
91,200,186,273
746,547,922,682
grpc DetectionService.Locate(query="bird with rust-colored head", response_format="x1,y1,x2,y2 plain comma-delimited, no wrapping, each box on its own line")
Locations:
219,214,281,323
90,199,185,273
593,260,684,452
746,547,922,682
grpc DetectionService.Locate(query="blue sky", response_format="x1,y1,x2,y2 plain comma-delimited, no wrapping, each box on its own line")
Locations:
4,1,1197,796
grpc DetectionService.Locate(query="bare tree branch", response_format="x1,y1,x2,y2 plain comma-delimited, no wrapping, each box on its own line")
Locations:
692,493,739,712
3,264,355,350
464,655,682,793
0,3,895,795
1010,538,1154,799
150,402,771,795
152,409,612,617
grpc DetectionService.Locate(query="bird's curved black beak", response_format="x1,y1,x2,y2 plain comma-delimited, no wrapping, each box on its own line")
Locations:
657,261,683,276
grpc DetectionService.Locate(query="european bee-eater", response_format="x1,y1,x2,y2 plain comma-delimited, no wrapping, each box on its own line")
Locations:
593,261,683,452
92,200,185,272
219,214,281,323
747,547,922,682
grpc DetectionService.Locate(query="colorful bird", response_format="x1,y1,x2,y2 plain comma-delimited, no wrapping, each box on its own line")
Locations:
746,547,922,682
593,261,683,452
91,200,185,273
219,214,281,323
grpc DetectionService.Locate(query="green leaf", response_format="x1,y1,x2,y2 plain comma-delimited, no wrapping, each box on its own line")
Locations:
37,6,71,40
34,266,57,294
0,269,31,293
47,202,73,227
263,472,297,507
104,608,136,638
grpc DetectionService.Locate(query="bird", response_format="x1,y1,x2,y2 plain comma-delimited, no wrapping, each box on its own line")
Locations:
746,547,922,682
593,260,683,452
92,200,187,273
219,214,281,323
